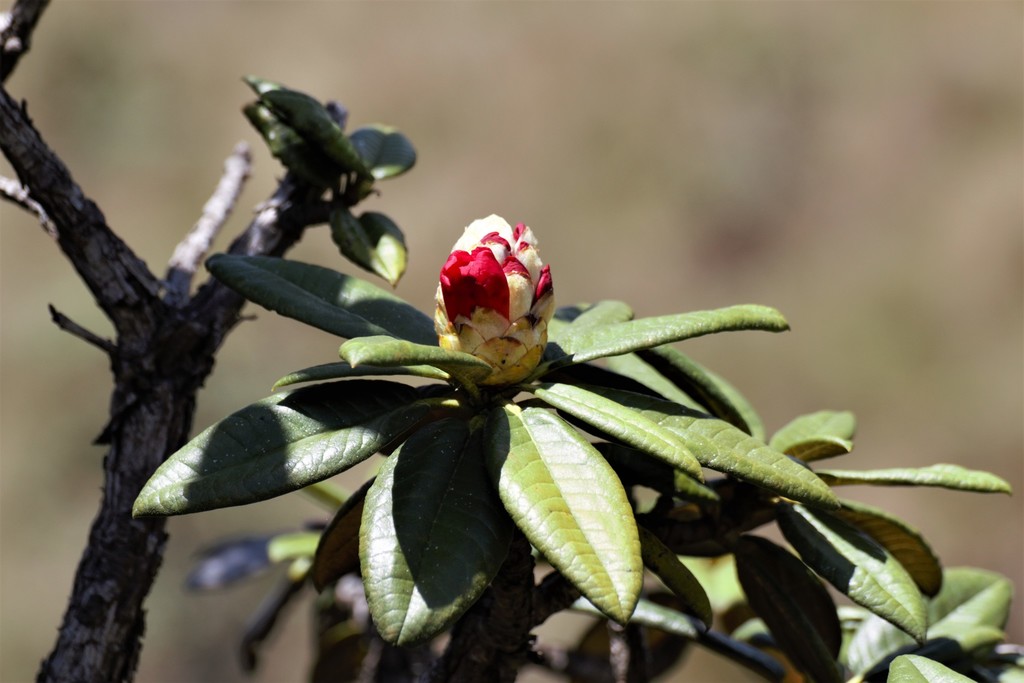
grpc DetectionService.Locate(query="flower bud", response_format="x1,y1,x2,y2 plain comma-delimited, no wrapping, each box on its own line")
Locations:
435,215,554,386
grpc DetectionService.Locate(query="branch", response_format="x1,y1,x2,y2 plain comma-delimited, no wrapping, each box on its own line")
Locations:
49,304,115,354
164,141,251,307
0,172,54,235
0,0,50,83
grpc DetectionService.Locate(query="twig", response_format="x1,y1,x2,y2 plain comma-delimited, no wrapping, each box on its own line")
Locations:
0,172,55,236
48,304,115,354
164,142,251,307
0,0,50,82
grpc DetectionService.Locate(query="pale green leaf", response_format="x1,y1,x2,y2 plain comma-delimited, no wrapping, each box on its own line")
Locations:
207,254,436,344
544,304,789,369
927,567,1014,637
485,404,642,623
778,503,928,642
635,346,765,440
360,420,514,646
639,527,713,625
816,465,1012,494
267,531,321,563
887,654,976,683
531,382,704,481
340,335,492,385
835,499,943,596
133,381,429,516
588,387,838,510
604,353,705,411
272,361,449,391
769,410,856,462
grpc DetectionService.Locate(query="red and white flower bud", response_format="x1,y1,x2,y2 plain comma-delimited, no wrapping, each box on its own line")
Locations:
435,215,554,386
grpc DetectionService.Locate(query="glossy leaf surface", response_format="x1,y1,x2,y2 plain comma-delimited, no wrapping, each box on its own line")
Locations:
133,381,428,516
207,255,436,344
340,335,492,384
887,655,976,683
486,405,642,623
592,387,838,509
735,535,843,683
531,382,703,480
349,125,417,180
769,410,856,462
360,419,514,646
544,304,788,369
778,503,927,641
816,465,1012,494
329,209,408,286
242,102,342,188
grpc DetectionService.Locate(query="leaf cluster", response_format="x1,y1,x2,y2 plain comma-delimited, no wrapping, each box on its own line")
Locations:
133,81,1019,682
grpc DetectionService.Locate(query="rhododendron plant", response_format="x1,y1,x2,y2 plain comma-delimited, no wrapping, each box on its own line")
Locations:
435,215,554,385
128,79,1018,683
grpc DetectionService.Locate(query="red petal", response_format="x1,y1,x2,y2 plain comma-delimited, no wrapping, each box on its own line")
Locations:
503,257,529,277
534,265,553,301
440,247,510,320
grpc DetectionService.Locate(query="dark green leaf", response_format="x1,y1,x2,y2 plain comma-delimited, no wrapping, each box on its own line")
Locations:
207,254,436,344
639,527,713,625
272,361,449,391
133,381,429,516
887,654,976,682
635,346,766,440
486,404,642,623
242,102,342,188
816,465,1012,494
348,125,417,180
531,382,704,480
340,335,492,385
360,419,514,646
605,353,706,411
247,78,371,177
312,478,373,590
585,387,839,510
835,499,943,597
597,443,719,503
544,304,789,369
329,209,408,286
769,410,856,462
734,535,843,683
777,503,928,642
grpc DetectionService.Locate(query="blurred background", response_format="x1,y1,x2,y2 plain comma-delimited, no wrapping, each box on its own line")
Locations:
1,3,1020,682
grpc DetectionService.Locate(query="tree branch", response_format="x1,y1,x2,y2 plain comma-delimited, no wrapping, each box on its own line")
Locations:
0,172,54,235
0,0,50,83
164,141,251,307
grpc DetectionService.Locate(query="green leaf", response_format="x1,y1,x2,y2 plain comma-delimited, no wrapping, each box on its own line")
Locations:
588,387,839,510
544,304,789,369
348,125,417,180
734,535,843,683
604,353,706,411
530,382,704,481
635,346,766,440
597,443,719,504
777,503,928,642
312,478,373,590
639,527,713,625
340,335,492,385
572,598,787,681
267,531,321,563
360,419,514,646
133,381,430,516
816,465,1012,494
769,410,856,462
247,78,371,177
207,254,436,344
887,654,977,683
555,300,634,334
927,567,1014,637
272,361,449,391
485,404,642,623
835,499,943,597
242,102,342,188
329,209,408,286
